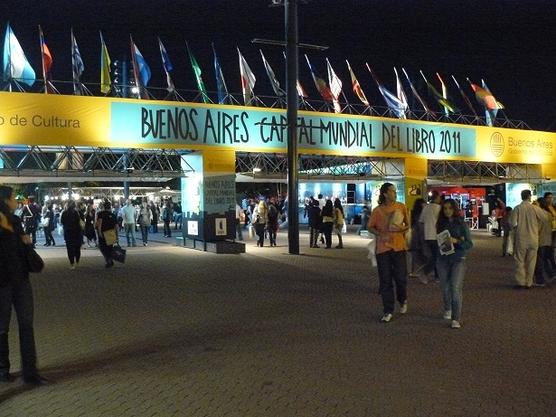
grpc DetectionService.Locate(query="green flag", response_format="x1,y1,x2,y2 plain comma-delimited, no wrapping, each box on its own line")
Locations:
186,42,209,103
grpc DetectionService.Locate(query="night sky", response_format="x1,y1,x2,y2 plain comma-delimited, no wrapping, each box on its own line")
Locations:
1,0,555,131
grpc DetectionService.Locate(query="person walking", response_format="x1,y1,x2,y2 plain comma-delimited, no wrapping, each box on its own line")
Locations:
368,182,410,323
137,201,152,246
501,206,513,256
252,200,268,247
307,198,322,248
333,198,345,249
150,202,159,234
542,192,556,270
436,199,473,329
0,186,47,385
122,200,137,247
96,201,118,268
419,191,442,283
42,203,56,246
267,200,279,247
511,189,545,289
320,200,335,249
161,201,173,238
60,201,83,270
409,198,427,280
534,197,554,286
83,203,97,247
235,203,244,241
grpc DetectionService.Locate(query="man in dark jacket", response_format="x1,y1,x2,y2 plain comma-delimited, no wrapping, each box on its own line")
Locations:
307,198,322,248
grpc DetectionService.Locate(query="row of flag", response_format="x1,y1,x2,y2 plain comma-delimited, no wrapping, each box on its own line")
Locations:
2,24,505,125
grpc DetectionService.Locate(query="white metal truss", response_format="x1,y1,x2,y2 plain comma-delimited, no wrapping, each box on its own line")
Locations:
427,160,542,183
0,146,195,179
235,152,404,180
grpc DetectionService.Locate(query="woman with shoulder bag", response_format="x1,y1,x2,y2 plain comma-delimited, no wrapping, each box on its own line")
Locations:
0,186,47,385
96,200,118,268
42,203,56,247
436,198,473,329
321,200,335,249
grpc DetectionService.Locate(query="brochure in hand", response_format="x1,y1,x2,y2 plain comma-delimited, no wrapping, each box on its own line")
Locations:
437,229,455,255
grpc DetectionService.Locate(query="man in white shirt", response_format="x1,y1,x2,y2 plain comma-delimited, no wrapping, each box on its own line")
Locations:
419,191,442,282
122,200,137,247
511,189,544,288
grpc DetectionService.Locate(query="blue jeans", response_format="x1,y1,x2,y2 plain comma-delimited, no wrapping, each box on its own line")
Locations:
124,223,136,246
140,225,149,244
437,255,466,321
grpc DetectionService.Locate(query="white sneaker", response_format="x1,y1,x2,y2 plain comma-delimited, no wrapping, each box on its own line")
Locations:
380,313,393,323
451,320,461,329
70,264,75,270
399,302,408,314
443,310,452,320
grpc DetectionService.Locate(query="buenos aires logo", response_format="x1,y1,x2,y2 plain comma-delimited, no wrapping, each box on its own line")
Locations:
490,132,504,157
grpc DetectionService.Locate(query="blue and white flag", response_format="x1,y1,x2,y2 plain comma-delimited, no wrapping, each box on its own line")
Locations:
71,28,84,91
212,44,228,104
3,24,36,86
158,38,174,91
131,38,151,87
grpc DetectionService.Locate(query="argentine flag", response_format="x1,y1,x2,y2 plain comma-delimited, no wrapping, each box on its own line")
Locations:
3,24,36,86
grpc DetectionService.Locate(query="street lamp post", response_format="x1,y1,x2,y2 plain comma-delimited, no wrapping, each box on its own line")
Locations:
285,0,299,254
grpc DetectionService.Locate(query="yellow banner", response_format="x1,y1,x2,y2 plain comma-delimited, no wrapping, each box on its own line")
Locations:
0,92,554,165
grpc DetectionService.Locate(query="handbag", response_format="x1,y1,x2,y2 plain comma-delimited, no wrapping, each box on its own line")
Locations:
25,245,44,273
103,229,118,246
112,244,126,263
40,216,50,228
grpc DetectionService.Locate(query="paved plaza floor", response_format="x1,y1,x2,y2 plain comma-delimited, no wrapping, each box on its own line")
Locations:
0,229,554,417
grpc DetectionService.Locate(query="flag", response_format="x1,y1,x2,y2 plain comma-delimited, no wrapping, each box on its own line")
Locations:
326,59,343,113
468,79,504,126
436,72,452,116
158,38,174,92
212,43,229,104
366,63,406,118
394,67,409,117
187,42,209,103
71,28,84,93
260,50,284,97
282,51,308,98
130,37,151,87
39,26,53,83
401,68,430,112
468,79,504,111
420,70,456,113
238,48,256,105
451,75,477,116
305,55,333,102
99,31,111,94
346,60,369,106
2,24,36,86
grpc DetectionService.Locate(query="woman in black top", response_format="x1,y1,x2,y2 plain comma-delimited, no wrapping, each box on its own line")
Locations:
0,186,46,385
96,200,118,268
84,203,97,247
42,203,56,246
60,201,83,269
320,200,335,249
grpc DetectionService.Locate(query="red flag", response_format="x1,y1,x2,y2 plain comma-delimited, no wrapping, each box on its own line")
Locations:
39,27,53,78
346,60,369,106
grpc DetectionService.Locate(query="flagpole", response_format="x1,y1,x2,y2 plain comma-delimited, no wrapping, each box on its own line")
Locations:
286,0,299,255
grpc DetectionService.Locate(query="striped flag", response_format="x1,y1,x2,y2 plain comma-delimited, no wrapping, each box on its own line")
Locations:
260,50,284,97
130,37,151,88
436,72,452,116
366,63,406,118
39,26,53,86
3,24,36,86
346,60,369,106
212,43,229,104
238,48,256,105
158,38,175,92
305,55,333,102
468,79,504,126
326,59,343,113
71,29,84,94
401,68,430,112
99,31,111,94
420,70,456,114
